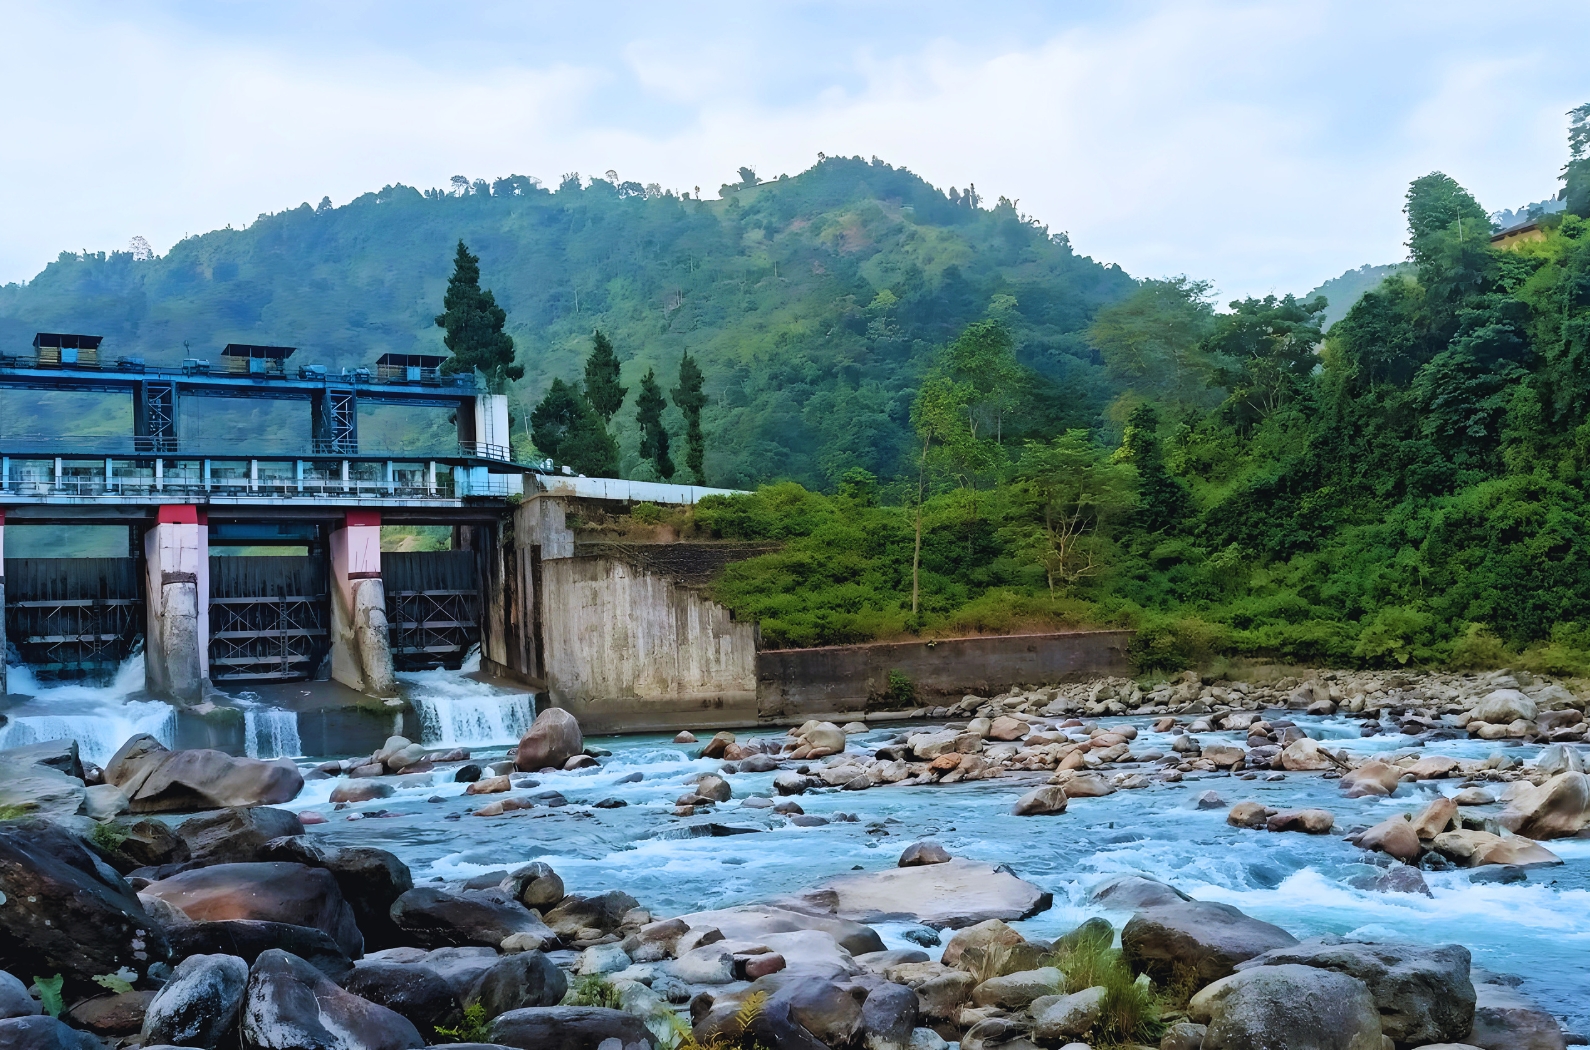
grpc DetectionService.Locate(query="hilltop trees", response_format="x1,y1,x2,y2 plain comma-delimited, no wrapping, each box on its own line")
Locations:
435,241,521,392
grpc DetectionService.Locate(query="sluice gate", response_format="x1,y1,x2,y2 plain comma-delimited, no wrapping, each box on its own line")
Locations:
383,550,479,670
208,556,330,682
4,557,142,680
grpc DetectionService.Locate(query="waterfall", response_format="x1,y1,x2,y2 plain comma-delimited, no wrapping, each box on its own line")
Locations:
0,652,176,765
243,707,302,759
401,648,534,747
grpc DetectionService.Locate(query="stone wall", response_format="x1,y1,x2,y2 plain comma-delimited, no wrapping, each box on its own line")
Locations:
755,630,1135,723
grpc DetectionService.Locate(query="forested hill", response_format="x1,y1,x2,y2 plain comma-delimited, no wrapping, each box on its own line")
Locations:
0,159,1133,488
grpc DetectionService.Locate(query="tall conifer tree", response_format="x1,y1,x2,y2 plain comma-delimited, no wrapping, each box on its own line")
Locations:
672,351,707,484
635,368,674,480
584,330,627,422
435,241,521,392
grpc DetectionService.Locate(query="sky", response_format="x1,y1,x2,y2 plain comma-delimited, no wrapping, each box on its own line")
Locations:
2,1,1588,300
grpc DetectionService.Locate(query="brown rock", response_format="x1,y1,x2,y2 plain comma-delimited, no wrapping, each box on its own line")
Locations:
1431,830,1563,868
899,840,953,867
1413,797,1459,840
1341,760,1401,798
66,990,156,1035
929,753,963,773
1497,771,1590,839
988,716,1029,741
104,734,302,813
465,775,511,795
514,708,583,772
1350,816,1422,863
673,731,698,744
1122,901,1298,985
1227,802,1274,829
700,731,736,758
1407,755,1460,780
142,862,363,958
743,953,786,978
942,919,1025,969
1280,737,1335,771
1012,785,1068,815
1266,808,1334,834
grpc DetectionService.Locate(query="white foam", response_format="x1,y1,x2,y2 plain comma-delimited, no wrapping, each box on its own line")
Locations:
0,653,176,765
400,648,535,747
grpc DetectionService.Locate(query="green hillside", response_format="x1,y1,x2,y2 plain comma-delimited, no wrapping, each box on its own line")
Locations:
0,160,1133,488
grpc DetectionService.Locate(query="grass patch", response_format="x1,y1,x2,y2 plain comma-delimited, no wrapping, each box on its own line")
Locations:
563,974,623,1010
1043,934,1164,1048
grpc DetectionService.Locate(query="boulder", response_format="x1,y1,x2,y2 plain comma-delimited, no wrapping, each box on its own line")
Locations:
1407,755,1460,780
342,962,461,1040
676,905,884,957
0,972,39,1019
1280,737,1335,771
1031,986,1106,1042
239,949,423,1050
1471,689,1536,725
104,735,302,813
140,952,249,1049
1266,809,1334,834
143,862,363,959
1057,773,1114,797
1467,979,1567,1050
504,862,565,910
1088,874,1191,910
906,731,960,760
513,709,583,773
1227,802,1273,829
1189,963,1382,1050
1203,744,1247,769
0,741,86,822
1340,760,1400,798
671,944,735,984
98,817,191,872
941,919,1026,968
1348,817,1422,863
782,858,1052,929
970,967,1063,1008
168,919,353,981
1012,786,1068,816
1236,937,1474,1045
489,1006,657,1050
332,782,395,803
0,1016,102,1050
694,774,732,803
860,982,918,1050
1534,743,1586,775
1122,901,1299,985
769,979,865,1048
176,807,306,865
898,841,952,867
317,846,414,952
0,819,169,994
1413,797,1460,840
798,722,848,754
66,989,156,1035
1430,831,1562,868
389,887,556,950
988,716,1029,741
543,890,640,938
1497,771,1590,839
464,951,568,1020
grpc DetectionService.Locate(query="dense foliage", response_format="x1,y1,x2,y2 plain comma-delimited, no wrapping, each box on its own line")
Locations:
694,116,1590,671
0,158,1131,487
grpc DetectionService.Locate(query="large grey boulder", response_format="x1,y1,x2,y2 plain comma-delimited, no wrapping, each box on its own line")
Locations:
543,890,640,938
1237,936,1474,1045
463,951,568,1020
142,862,363,959
489,1006,656,1050
167,919,354,982
1467,978,1566,1050
770,979,867,1048
0,741,86,822
176,807,305,865
389,887,555,950
105,735,302,813
0,819,169,994
0,972,40,1019
860,982,918,1050
1088,873,1191,910
1190,963,1383,1050
260,841,413,952
140,952,249,1049
0,1015,102,1050
1122,901,1298,985
239,949,423,1050
513,709,584,773
342,962,462,1040
1471,689,1536,725
1031,986,1105,1042
970,967,1063,1009
780,858,1052,929
676,904,885,956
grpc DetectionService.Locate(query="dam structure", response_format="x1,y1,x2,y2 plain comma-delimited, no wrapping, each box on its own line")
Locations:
0,332,1129,744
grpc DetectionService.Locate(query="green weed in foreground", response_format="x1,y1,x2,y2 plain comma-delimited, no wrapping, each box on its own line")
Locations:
563,974,623,1009
1044,937,1165,1049
432,1003,489,1043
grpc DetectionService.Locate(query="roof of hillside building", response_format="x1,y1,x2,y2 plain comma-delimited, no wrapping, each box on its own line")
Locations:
221,343,296,359
376,353,448,367
32,333,103,350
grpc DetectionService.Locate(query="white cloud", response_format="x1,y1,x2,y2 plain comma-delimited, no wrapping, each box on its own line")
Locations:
1,1,1587,299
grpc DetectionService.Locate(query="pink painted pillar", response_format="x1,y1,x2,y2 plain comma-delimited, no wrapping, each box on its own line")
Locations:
329,510,396,694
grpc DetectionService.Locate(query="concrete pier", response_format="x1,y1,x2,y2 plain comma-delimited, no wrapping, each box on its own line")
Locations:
143,505,209,701
0,509,6,696
329,510,397,695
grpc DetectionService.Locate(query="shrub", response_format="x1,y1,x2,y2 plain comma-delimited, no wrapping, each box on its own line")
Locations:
563,974,622,1009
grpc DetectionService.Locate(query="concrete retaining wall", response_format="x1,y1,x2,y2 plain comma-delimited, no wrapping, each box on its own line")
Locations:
539,555,759,733
754,630,1135,723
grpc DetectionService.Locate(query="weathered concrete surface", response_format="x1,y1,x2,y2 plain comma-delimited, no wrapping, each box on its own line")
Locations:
755,631,1135,721
330,512,398,696
539,555,759,734
144,506,208,701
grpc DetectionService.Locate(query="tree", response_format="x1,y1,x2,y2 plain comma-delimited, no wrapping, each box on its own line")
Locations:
530,378,618,477
940,319,1026,448
1088,276,1219,407
1202,294,1327,426
635,368,674,480
1113,403,1189,534
583,330,627,422
1012,433,1138,596
1563,102,1590,218
907,371,974,615
672,352,707,483
435,240,522,392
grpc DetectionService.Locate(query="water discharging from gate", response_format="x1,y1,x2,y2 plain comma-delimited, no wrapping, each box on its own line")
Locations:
0,654,176,765
402,648,535,748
